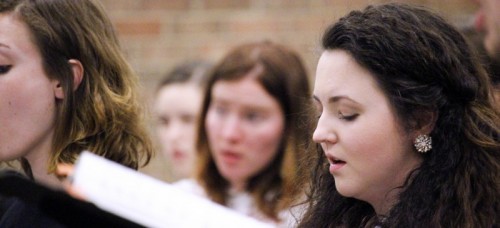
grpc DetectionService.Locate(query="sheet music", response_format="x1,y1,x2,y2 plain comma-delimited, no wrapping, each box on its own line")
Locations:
72,151,273,228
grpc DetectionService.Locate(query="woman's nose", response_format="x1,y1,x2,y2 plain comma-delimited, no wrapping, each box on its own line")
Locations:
221,116,243,142
312,115,337,144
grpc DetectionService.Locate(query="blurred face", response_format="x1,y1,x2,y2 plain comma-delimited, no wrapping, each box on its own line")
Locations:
312,50,422,213
205,76,285,190
0,13,58,162
475,0,500,59
154,83,202,179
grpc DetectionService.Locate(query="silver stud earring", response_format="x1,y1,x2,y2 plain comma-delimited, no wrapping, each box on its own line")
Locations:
414,134,432,153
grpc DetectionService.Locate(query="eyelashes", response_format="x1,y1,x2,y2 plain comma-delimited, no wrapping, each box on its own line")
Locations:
338,111,358,121
315,111,359,121
0,65,12,74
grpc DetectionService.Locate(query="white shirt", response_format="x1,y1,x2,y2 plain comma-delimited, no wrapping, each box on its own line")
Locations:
173,179,305,227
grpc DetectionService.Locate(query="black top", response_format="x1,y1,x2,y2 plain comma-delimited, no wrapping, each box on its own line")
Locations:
0,170,143,228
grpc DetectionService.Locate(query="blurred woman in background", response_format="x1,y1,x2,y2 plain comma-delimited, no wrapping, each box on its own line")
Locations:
175,41,314,226
153,60,212,181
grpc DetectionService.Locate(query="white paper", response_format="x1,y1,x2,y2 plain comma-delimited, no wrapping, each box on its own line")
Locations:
72,151,273,228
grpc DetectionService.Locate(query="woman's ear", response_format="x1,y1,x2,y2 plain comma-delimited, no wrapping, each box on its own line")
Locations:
69,59,84,91
54,59,84,99
413,109,438,136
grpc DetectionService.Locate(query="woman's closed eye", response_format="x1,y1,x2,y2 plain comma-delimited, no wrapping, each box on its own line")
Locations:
338,111,358,121
0,65,12,74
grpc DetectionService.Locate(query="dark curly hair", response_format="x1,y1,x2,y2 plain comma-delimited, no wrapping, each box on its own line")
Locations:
299,3,499,228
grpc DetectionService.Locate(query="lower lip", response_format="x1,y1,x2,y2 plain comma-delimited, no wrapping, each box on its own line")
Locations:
329,163,345,173
221,153,241,165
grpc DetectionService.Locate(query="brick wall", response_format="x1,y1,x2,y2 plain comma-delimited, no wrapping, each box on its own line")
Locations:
98,0,477,181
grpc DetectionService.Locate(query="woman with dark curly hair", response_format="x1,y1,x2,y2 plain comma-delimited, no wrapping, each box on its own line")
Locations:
299,3,499,227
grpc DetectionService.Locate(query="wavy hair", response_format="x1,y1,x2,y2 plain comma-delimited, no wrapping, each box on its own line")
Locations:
299,3,500,228
195,41,314,221
1,0,153,172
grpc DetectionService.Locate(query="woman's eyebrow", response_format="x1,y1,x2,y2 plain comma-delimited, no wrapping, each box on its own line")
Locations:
328,95,360,105
312,94,360,104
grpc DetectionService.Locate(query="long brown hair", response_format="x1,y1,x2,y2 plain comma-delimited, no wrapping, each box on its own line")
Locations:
1,0,153,172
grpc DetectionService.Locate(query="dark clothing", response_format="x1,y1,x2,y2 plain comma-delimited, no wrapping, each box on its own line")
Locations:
0,196,64,228
0,170,142,228
0,170,64,227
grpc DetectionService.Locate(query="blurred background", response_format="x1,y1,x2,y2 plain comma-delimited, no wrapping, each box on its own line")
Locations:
98,0,478,181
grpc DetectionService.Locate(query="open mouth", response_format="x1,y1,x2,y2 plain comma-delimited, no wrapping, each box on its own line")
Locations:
331,159,346,165
220,151,241,165
326,155,346,172
327,156,345,165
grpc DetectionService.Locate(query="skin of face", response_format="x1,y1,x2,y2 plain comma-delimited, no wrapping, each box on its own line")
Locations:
312,50,423,215
0,13,59,169
154,83,202,180
205,76,285,191
476,0,500,59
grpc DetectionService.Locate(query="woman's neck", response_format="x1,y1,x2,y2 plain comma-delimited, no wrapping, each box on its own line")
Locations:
23,135,62,189
27,156,62,189
372,189,399,216
370,155,422,216
230,180,247,193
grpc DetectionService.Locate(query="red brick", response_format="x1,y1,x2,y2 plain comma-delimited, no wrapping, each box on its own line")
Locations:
100,0,141,11
204,0,250,9
140,0,190,10
174,20,222,33
114,19,162,36
226,18,289,33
